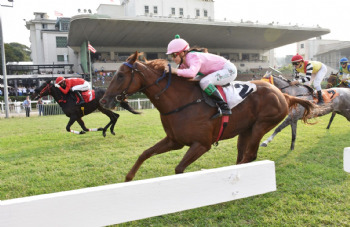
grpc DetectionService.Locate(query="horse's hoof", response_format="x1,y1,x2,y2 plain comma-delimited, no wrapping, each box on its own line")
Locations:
260,142,267,147
103,132,106,137
98,128,104,131
111,131,115,135
80,131,86,134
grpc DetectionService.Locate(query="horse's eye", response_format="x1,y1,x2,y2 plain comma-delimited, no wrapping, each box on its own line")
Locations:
118,74,124,78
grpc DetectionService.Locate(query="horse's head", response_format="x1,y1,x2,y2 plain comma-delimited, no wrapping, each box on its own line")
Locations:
32,79,53,100
326,72,339,89
100,51,151,112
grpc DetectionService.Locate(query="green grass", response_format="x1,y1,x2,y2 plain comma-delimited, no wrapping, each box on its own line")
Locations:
1,109,350,226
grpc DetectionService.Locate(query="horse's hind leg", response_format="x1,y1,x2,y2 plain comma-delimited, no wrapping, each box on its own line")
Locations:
260,115,292,148
237,130,252,164
125,137,184,182
109,112,120,135
290,118,298,150
98,107,117,137
175,142,210,174
239,127,271,164
326,112,336,129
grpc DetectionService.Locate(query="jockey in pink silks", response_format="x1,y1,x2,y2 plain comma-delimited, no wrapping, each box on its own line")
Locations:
164,34,237,119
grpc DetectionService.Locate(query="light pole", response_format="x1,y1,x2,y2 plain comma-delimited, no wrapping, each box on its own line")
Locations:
0,0,14,118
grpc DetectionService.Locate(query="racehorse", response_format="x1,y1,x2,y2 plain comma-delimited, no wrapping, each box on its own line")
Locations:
260,73,350,150
100,51,320,182
326,72,349,129
32,79,121,137
326,72,349,89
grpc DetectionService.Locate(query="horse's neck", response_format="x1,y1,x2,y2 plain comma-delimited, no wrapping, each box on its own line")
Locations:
50,87,66,104
142,74,201,113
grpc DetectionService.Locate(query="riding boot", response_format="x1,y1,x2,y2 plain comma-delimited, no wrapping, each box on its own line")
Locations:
317,90,324,105
74,90,85,105
204,84,232,119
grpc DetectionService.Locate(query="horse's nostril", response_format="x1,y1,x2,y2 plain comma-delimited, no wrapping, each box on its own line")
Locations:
101,99,107,104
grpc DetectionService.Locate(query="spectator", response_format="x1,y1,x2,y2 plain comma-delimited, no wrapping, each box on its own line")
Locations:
22,87,27,96
37,97,44,116
0,89,2,96
23,96,31,117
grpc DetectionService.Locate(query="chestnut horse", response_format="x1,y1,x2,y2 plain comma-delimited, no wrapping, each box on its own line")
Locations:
100,52,317,182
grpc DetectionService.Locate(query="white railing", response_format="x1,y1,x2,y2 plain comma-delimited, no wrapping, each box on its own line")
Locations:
0,160,276,227
0,98,154,117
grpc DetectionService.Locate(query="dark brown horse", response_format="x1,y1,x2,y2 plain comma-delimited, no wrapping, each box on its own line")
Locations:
32,79,121,137
100,51,317,182
326,72,349,129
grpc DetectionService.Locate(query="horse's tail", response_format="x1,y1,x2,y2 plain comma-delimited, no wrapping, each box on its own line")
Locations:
283,93,315,124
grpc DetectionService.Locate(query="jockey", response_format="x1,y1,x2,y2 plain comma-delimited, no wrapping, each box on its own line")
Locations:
55,76,91,105
164,34,237,119
289,53,327,105
339,57,350,85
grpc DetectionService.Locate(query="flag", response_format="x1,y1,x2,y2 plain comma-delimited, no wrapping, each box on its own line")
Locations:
88,43,96,53
110,0,114,2
55,11,63,16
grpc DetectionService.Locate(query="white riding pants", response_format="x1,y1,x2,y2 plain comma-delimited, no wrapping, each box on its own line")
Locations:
312,63,327,91
71,81,91,92
199,61,237,90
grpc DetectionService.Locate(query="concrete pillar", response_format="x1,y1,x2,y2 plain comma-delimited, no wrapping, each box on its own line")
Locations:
239,53,242,60
110,51,115,61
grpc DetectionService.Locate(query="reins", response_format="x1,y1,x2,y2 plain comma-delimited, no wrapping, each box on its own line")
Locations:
121,62,205,115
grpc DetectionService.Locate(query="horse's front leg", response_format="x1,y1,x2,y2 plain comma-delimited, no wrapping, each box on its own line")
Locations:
77,118,89,132
66,116,85,134
125,137,184,182
260,115,293,147
175,142,210,174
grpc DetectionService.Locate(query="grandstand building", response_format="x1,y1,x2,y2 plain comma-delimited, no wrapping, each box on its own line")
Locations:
23,0,330,83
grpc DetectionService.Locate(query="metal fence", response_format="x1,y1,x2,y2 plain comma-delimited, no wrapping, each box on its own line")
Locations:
0,98,154,117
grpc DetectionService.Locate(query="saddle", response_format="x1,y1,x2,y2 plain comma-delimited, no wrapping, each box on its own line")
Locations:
312,89,340,104
69,90,96,103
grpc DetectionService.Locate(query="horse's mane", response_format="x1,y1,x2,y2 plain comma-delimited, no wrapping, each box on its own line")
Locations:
126,52,168,73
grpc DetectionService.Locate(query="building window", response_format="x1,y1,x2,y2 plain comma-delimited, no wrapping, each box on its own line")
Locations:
56,37,67,48
145,6,149,14
42,24,47,29
118,53,131,61
301,44,304,49
179,8,183,16
220,54,229,60
146,53,158,60
154,6,158,14
60,22,69,31
204,10,208,17
171,8,175,15
57,55,68,62
196,9,200,17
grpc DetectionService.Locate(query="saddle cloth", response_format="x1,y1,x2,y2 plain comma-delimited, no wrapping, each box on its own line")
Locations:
222,82,257,109
75,90,96,103
312,89,340,104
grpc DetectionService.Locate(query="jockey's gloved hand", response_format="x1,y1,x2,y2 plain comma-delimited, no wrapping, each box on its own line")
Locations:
55,84,60,88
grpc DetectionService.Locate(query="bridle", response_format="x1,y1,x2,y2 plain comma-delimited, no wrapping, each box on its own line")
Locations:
115,62,172,102
327,75,340,88
34,83,52,99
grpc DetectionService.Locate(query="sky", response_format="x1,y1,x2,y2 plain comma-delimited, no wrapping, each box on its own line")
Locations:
1,0,347,57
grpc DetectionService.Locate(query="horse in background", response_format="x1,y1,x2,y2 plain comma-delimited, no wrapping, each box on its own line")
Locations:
326,72,350,129
32,80,121,137
100,51,321,182
260,73,350,150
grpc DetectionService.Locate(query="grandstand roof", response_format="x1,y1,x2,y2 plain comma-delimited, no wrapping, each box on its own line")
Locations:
68,14,330,51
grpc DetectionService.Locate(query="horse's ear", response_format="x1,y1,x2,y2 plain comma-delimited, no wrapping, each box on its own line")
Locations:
129,51,139,64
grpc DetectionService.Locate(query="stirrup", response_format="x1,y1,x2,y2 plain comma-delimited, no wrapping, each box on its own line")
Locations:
211,107,223,119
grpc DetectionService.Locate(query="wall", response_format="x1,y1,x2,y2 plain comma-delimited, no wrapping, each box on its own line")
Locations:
97,4,125,16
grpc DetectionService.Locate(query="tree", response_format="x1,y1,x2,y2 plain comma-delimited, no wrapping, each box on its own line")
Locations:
0,42,31,73
279,63,293,73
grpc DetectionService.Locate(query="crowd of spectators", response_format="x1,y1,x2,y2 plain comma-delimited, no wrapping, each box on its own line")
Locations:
0,84,36,97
